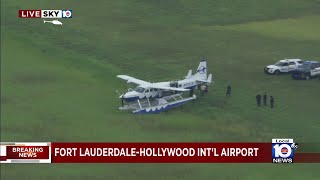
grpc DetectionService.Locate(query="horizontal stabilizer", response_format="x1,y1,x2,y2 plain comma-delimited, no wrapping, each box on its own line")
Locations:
185,70,192,78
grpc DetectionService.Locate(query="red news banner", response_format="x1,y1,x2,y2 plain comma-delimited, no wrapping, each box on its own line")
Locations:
52,143,268,163
1,142,319,163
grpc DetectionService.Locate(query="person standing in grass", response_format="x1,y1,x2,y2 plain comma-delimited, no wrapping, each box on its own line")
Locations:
270,96,274,108
201,84,206,96
263,92,267,106
256,94,261,107
226,85,231,97
205,83,208,95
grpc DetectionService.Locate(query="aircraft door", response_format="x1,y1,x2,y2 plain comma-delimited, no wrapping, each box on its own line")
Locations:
150,88,157,98
158,89,162,97
145,88,151,98
170,81,178,88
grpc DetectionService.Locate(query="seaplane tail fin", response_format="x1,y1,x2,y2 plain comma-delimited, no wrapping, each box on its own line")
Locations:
192,59,207,80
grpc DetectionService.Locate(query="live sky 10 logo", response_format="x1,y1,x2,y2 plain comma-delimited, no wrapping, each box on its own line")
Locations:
62,10,72,18
272,139,298,163
41,10,72,18
18,10,73,19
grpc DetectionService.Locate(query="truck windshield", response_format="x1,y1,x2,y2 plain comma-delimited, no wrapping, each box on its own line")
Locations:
274,62,284,66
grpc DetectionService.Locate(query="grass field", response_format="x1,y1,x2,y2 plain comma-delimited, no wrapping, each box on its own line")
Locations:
1,0,320,179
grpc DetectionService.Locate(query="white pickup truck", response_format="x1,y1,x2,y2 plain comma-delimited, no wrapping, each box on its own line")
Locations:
264,59,303,75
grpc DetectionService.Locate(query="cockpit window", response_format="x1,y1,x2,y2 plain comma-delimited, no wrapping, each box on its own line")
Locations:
134,86,145,93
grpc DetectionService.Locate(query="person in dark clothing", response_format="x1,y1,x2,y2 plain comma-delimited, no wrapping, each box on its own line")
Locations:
189,87,194,97
256,94,261,107
226,85,231,97
205,84,208,95
270,96,274,108
263,93,267,106
197,84,201,93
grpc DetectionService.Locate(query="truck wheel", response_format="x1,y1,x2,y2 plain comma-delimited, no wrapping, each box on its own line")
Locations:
274,70,280,75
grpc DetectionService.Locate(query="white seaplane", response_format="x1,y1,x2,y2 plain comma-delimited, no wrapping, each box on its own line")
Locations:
116,60,213,114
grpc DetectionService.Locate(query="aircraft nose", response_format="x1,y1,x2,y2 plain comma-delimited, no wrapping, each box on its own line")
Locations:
121,92,139,101
119,92,129,99
120,92,131,98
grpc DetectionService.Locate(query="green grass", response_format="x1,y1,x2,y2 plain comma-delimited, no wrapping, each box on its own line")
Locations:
1,0,320,179
210,15,320,41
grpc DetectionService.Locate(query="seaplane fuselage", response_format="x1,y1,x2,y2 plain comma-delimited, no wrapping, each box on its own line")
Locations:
120,80,199,102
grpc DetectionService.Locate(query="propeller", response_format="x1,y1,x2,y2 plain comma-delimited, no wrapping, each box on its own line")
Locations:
121,97,124,107
116,90,124,107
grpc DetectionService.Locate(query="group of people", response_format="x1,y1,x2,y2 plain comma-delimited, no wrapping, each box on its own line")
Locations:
225,85,275,108
191,83,208,97
256,93,274,108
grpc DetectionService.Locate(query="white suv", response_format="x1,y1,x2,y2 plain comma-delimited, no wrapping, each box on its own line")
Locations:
292,61,320,80
264,59,303,74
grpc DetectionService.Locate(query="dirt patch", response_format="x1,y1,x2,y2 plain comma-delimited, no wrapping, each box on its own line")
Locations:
12,72,58,85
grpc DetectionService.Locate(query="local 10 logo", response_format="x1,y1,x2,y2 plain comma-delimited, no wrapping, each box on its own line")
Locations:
62,10,72,18
272,139,298,163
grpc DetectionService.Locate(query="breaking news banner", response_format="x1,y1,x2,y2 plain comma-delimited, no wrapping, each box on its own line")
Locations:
18,10,72,18
0,142,51,163
1,140,320,163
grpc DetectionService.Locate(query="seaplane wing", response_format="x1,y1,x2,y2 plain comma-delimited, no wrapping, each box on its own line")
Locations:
147,84,190,92
117,75,151,85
